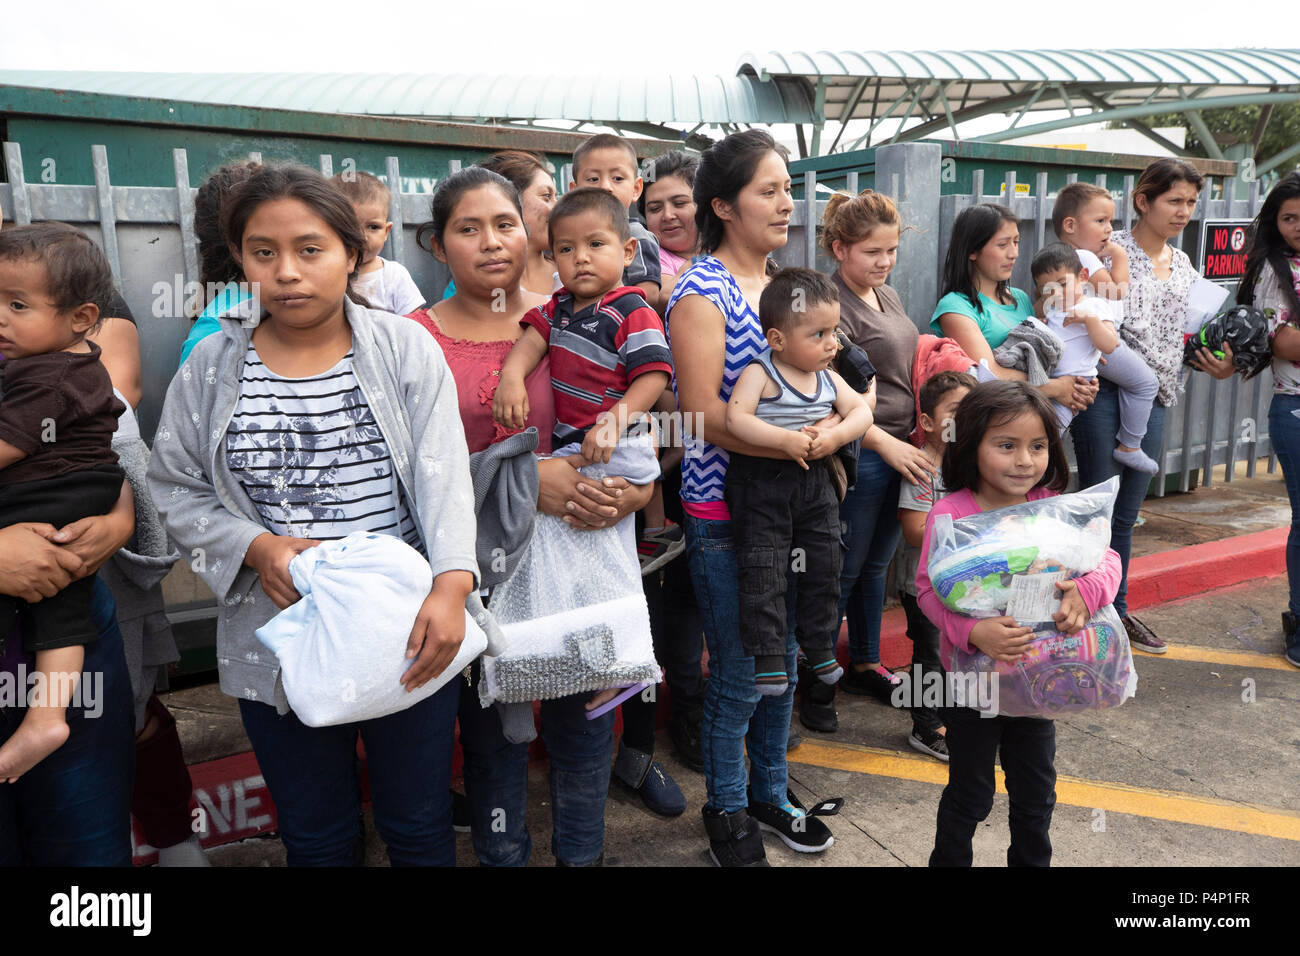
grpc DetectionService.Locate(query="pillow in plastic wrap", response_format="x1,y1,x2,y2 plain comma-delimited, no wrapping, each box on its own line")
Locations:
927,477,1119,617
255,531,487,727
946,603,1137,717
480,513,660,705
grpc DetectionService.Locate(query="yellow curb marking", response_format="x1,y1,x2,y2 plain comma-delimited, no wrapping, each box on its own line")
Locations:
786,739,1300,842
1133,644,1296,672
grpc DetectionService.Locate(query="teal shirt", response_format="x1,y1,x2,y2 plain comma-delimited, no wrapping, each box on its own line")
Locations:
929,288,1033,349
178,285,253,367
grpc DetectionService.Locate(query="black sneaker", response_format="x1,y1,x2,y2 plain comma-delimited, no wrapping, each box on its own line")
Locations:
838,663,903,703
702,807,769,867
748,789,841,854
1283,612,1300,669
798,660,838,733
908,726,949,762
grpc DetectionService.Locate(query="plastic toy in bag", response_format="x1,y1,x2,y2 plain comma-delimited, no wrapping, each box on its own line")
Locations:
927,477,1119,618
946,604,1137,717
479,513,660,705
1182,304,1272,380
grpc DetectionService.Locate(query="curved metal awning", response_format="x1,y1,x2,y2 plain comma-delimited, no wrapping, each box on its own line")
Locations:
0,70,816,146
736,48,1300,165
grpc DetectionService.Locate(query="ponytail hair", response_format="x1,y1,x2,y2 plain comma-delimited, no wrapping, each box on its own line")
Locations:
820,188,904,255
693,130,788,254
415,166,521,254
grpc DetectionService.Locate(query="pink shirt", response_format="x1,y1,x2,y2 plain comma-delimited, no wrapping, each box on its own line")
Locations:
915,486,1122,664
408,308,555,456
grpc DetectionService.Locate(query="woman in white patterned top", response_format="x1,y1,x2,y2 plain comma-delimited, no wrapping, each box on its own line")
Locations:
1237,171,1300,666
1070,158,1236,655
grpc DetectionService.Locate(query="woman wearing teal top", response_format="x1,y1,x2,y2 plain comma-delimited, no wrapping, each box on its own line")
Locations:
177,162,259,367
933,203,1096,411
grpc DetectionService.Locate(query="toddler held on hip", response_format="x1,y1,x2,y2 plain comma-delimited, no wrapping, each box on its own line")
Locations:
1032,243,1160,474
492,187,673,549
724,268,874,696
0,223,128,782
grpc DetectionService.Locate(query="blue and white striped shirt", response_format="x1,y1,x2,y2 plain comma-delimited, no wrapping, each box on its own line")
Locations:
664,256,769,510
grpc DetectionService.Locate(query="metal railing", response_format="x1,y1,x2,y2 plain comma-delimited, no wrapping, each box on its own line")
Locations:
776,142,1275,495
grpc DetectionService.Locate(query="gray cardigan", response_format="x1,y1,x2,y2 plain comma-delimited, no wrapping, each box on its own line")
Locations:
146,298,480,709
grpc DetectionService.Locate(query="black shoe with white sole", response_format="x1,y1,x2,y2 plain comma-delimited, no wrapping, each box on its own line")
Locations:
747,788,842,854
908,726,949,762
702,807,769,867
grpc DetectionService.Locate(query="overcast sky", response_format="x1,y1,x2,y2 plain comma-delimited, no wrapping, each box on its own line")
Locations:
0,0,1285,76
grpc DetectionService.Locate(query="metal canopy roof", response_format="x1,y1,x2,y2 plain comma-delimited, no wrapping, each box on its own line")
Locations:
0,70,816,140
736,48,1300,161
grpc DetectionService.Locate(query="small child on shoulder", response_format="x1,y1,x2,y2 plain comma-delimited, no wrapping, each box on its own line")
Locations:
0,222,127,781
897,369,975,761
724,267,874,695
1031,243,1160,474
334,171,426,316
493,187,672,545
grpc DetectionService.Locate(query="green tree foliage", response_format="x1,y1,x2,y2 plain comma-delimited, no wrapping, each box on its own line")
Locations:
1112,103,1300,169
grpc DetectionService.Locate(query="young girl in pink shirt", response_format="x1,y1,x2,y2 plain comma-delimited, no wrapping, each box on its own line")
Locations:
916,380,1121,866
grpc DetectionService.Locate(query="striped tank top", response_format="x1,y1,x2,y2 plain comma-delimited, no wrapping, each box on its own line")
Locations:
751,349,837,430
664,256,768,517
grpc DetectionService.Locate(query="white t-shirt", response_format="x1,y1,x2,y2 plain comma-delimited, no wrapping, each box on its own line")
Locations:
1073,247,1123,325
352,257,426,316
1045,295,1114,378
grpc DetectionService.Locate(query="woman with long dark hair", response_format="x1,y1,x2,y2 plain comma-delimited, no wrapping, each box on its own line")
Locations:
1237,170,1300,667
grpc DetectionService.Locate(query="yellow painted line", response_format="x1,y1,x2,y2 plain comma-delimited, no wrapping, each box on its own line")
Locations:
1134,644,1296,672
787,739,1300,842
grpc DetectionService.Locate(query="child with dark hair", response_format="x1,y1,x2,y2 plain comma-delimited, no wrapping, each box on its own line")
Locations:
897,369,975,760
571,134,663,309
0,222,127,781
916,380,1121,866
723,267,874,695
334,171,425,315
493,187,672,516
1030,243,1160,474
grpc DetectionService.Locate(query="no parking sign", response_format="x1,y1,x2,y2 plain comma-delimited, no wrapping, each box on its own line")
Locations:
1201,220,1251,284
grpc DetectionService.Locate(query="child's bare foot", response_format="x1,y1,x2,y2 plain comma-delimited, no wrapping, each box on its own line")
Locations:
0,716,71,782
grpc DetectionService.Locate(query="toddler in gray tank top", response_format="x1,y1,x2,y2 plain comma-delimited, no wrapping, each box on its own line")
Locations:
724,269,876,697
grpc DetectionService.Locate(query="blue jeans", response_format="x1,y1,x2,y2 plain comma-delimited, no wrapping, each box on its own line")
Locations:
1268,393,1300,617
0,577,135,866
836,448,903,664
239,677,460,867
457,675,615,866
1069,379,1168,617
685,514,796,813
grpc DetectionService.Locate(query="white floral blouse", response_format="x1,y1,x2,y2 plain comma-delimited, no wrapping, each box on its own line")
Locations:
1112,229,1197,407
1255,252,1300,396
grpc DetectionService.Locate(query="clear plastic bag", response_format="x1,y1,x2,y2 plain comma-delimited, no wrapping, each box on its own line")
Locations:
479,513,659,705
928,477,1119,618
926,477,1136,717
946,604,1137,717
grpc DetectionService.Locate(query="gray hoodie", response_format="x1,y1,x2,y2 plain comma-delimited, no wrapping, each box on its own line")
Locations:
146,297,480,710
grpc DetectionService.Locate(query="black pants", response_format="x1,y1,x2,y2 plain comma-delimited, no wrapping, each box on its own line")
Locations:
623,467,706,754
930,706,1057,867
899,591,943,733
724,454,842,661
0,466,123,652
